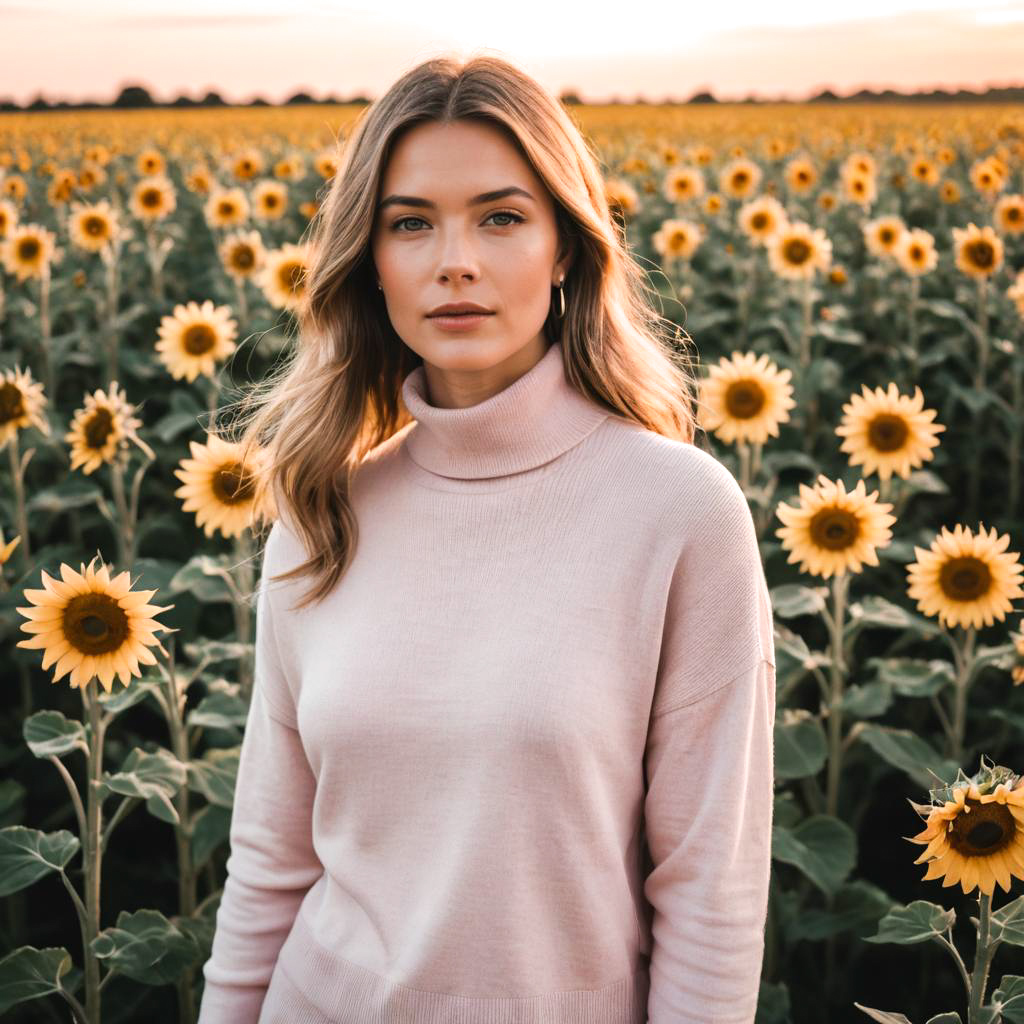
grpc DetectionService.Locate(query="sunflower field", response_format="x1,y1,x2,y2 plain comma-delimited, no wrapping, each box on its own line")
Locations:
1,102,1024,1024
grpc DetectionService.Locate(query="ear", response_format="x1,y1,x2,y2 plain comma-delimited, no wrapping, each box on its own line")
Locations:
554,233,576,284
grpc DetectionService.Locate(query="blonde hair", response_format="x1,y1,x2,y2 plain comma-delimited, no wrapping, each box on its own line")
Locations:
233,52,700,609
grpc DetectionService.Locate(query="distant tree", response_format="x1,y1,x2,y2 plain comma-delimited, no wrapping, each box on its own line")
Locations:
285,90,316,105
27,95,51,111
688,90,716,104
559,91,582,105
170,94,198,107
0,97,20,111
198,91,226,107
249,96,271,106
112,84,155,108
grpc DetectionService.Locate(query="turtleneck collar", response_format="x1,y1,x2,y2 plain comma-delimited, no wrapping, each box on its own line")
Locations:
400,340,610,480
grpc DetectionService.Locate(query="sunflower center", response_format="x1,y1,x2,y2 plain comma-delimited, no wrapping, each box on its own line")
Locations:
968,241,995,268
867,413,909,452
64,592,130,655
18,238,40,260
1008,207,1021,222
214,462,256,505
670,230,689,249
141,189,161,208
751,213,768,230
264,194,279,207
231,245,255,269
84,215,106,237
0,381,26,423
184,324,217,354
910,245,925,262
85,408,114,449
940,556,991,602
725,380,766,419
218,201,236,217
279,260,306,296
947,798,1016,856
809,508,860,551
797,171,810,183
880,228,895,244
783,238,811,264
733,172,749,188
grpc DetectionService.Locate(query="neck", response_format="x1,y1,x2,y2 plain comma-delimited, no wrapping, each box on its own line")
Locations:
400,340,610,480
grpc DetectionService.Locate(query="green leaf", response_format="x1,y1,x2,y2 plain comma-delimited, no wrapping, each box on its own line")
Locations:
770,584,827,620
863,900,956,945
190,804,232,868
772,814,857,896
968,643,1017,684
186,691,249,730
99,678,165,715
774,712,828,781
924,1015,963,1023
846,595,942,638
0,827,80,898
98,748,187,826
0,946,77,1015
851,1003,914,1023
856,724,960,791
838,681,892,718
91,908,200,985
25,477,103,516
22,710,88,759
867,658,954,698
990,896,1024,947
186,748,239,808
0,781,26,829
169,555,238,603
789,879,897,941
991,974,1024,1023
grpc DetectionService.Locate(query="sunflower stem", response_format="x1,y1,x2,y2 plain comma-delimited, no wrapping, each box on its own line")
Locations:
967,889,994,1023
1009,339,1023,516
81,683,106,1023
948,626,978,765
907,274,920,382
826,571,850,818
974,277,989,392
39,263,55,402
8,433,32,569
934,928,972,1000
109,457,132,572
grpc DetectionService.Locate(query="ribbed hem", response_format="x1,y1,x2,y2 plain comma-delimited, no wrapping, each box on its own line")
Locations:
265,908,650,1023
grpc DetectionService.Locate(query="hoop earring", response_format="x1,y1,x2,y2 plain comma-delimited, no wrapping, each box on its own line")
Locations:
555,278,565,318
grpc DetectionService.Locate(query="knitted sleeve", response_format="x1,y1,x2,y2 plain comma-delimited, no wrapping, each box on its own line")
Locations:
197,524,323,1023
643,464,777,1023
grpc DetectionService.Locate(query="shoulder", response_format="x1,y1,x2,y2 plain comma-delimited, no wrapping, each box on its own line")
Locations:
595,413,751,530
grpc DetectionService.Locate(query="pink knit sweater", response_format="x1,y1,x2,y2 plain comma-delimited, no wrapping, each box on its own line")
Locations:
197,339,777,1024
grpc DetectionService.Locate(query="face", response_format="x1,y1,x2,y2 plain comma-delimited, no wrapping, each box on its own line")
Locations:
369,118,571,408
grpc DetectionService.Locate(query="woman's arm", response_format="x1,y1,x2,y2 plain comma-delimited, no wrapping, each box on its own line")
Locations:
197,527,323,1023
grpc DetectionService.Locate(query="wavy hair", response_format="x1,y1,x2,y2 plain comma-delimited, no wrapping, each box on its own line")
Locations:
231,51,700,610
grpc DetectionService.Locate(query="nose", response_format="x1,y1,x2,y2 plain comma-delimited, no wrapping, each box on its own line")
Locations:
436,224,480,284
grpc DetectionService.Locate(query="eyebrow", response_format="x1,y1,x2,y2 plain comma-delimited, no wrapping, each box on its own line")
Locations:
376,186,536,212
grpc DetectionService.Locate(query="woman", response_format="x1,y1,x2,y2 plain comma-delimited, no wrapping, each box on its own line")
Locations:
198,52,776,1024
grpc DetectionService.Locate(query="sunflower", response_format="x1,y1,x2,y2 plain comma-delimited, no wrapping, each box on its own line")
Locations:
906,524,1024,630
65,382,146,475
252,180,288,221
909,156,940,186
894,228,938,277
174,433,272,538
904,765,1024,896
155,300,238,382
259,242,311,311
703,193,723,216
85,144,111,166
969,157,1005,198
842,152,877,178
1008,269,1024,317
273,155,304,181
767,221,832,281
78,162,107,190
828,266,848,287
718,157,762,200
818,191,838,212
994,194,1024,235
835,383,946,482
204,187,249,229
775,475,896,578
0,198,18,238
698,351,796,445
68,200,120,254
232,149,264,181
841,171,877,207
940,181,961,204
1,223,57,281
662,166,705,203
2,174,28,201
658,142,681,165
652,218,703,263
862,215,906,260
184,165,214,195
937,146,956,166
218,229,265,281
0,365,49,447
313,150,338,180
605,178,639,218
136,148,166,176
784,157,817,193
0,527,20,565
953,222,1004,279
46,169,77,206
16,556,174,692
738,195,788,246
130,176,176,221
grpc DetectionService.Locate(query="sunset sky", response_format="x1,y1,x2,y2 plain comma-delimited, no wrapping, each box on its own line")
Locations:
3,0,1024,104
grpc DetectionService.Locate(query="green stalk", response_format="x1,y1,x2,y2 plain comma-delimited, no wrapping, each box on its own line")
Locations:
967,890,994,1023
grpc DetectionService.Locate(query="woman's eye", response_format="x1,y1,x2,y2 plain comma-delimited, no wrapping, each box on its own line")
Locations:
391,211,524,232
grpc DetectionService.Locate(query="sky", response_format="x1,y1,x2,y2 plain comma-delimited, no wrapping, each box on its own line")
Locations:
2,0,1024,104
